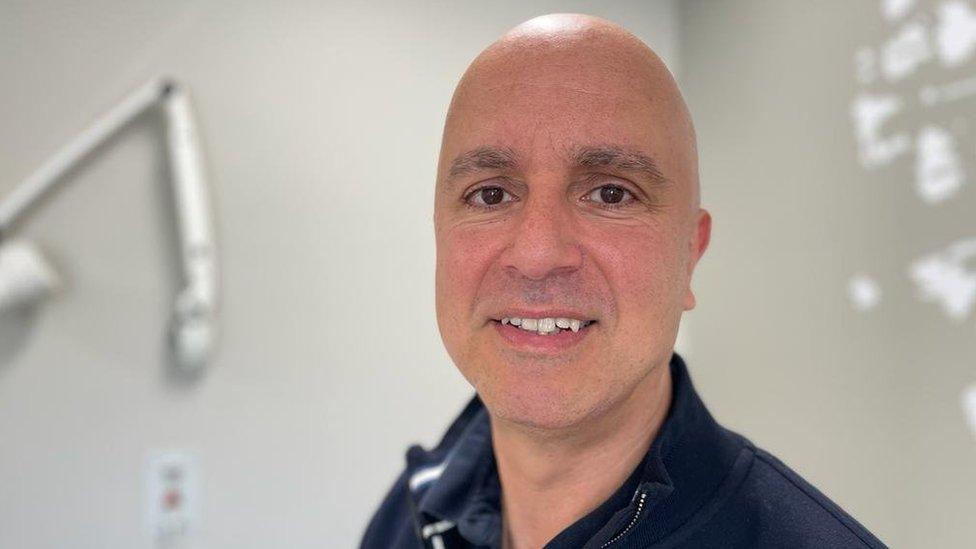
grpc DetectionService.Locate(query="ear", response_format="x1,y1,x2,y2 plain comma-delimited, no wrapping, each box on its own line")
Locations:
682,208,712,311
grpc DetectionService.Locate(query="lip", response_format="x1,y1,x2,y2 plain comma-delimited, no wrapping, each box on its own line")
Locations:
489,309,597,322
491,318,596,353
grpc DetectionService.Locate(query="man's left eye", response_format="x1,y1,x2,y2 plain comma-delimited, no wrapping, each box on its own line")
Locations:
585,184,634,206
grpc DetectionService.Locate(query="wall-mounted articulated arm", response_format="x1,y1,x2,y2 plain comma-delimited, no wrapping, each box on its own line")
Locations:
0,78,219,372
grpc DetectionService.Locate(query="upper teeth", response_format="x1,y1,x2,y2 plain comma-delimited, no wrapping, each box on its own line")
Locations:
500,317,591,335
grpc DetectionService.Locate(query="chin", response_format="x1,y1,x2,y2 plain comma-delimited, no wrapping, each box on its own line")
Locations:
455,348,617,432
477,379,609,431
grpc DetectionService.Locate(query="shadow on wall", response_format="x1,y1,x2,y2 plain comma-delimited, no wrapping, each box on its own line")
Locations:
0,306,42,365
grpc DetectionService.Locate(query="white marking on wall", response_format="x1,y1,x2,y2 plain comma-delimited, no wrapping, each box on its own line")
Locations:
936,0,976,67
851,93,910,168
882,21,933,81
851,0,976,448
910,237,976,321
849,0,976,327
915,125,966,203
849,275,883,312
961,383,976,437
883,0,918,21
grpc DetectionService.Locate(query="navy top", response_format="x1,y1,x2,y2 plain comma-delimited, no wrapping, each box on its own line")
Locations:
361,354,887,548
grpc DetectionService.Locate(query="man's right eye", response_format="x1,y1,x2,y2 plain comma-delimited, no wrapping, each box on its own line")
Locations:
465,186,515,208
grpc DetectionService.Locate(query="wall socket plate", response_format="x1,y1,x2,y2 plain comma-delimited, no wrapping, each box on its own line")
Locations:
145,451,201,542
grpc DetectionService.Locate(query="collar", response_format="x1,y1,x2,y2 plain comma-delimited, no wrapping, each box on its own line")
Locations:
404,353,745,548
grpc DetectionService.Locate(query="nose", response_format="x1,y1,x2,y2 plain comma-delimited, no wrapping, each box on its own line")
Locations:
499,191,583,280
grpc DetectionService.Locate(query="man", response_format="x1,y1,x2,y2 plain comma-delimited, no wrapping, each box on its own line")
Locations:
362,13,885,549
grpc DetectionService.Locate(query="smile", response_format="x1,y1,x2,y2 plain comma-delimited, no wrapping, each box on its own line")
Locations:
491,314,598,353
500,316,595,335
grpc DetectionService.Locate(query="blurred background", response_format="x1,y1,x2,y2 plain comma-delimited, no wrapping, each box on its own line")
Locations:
0,0,973,547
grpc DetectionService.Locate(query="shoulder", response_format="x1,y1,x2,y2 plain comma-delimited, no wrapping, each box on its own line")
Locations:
360,395,489,548
707,438,887,549
360,468,416,549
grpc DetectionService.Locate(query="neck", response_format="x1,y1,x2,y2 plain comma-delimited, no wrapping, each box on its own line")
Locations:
492,361,673,549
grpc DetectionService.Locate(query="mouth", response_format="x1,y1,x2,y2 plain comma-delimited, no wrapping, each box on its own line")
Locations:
490,315,598,352
497,316,596,335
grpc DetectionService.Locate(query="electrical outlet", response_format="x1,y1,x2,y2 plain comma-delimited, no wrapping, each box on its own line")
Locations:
146,451,200,542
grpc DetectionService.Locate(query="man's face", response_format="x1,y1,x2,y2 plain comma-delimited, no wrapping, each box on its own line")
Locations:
434,49,708,429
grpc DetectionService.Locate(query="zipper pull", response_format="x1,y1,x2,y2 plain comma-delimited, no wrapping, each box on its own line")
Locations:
600,489,648,548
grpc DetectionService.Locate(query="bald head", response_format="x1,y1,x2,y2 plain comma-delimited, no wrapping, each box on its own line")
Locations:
432,14,712,433
439,13,699,208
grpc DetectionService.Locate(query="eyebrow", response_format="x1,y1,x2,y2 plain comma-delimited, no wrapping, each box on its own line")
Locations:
444,143,669,187
571,145,669,187
448,146,520,178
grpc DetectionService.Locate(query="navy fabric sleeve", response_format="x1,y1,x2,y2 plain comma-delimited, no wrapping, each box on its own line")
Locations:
669,448,886,548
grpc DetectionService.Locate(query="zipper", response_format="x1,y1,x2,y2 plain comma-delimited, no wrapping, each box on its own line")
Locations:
600,490,648,548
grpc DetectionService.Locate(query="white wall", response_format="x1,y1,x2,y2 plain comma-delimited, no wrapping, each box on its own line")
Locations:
0,2,678,547
679,1,976,546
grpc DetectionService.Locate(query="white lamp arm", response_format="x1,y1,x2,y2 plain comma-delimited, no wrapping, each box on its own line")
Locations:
0,78,219,371
0,78,169,233
163,83,218,371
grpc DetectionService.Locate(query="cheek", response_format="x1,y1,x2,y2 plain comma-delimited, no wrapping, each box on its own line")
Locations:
435,223,511,385
436,225,506,327
586,222,686,327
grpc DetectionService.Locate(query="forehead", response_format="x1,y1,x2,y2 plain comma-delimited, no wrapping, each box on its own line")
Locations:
452,77,650,136
440,72,685,181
